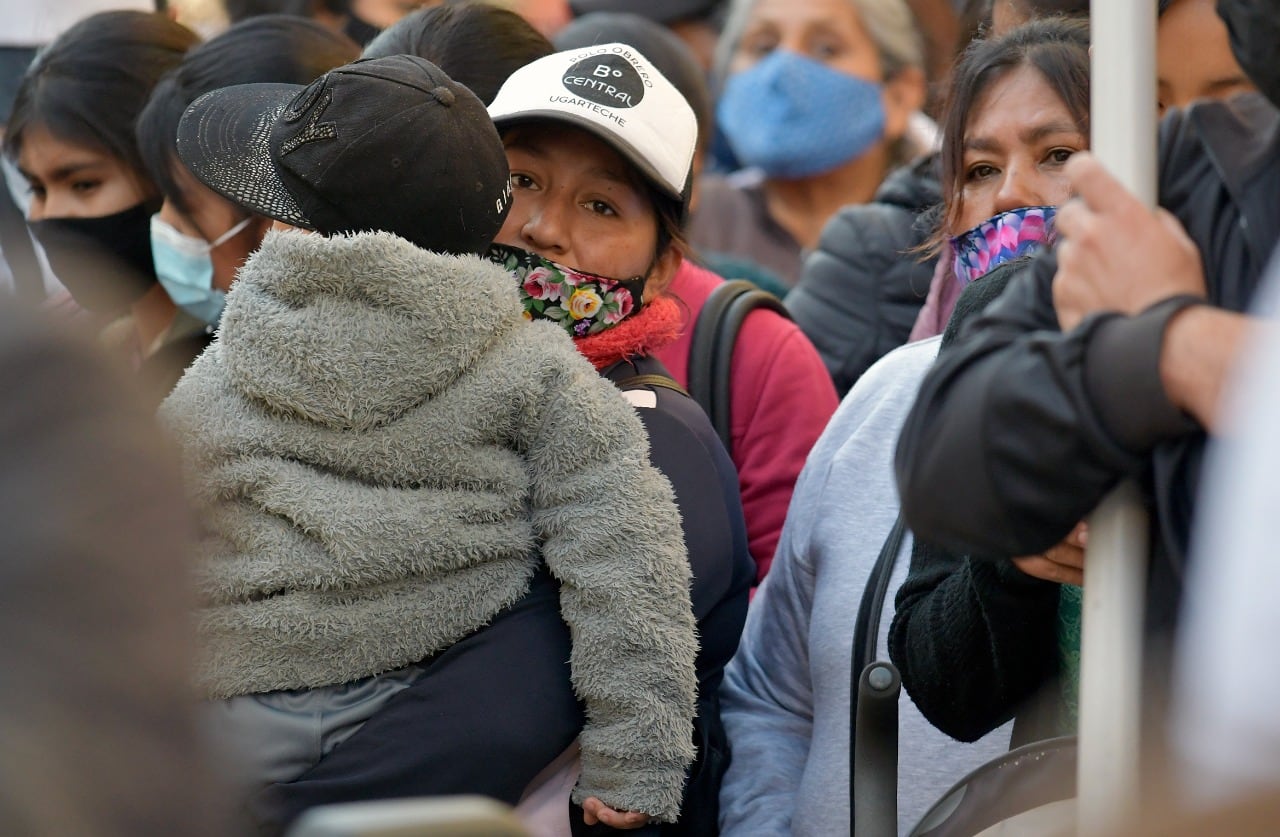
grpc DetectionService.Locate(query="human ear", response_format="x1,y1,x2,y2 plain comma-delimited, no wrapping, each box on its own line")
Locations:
882,65,928,142
642,244,683,303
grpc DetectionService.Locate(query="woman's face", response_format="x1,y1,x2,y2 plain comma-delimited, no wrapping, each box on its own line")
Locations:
732,0,883,80
17,123,149,221
729,0,924,150
954,65,1087,234
1157,0,1254,116
157,163,266,293
496,124,679,299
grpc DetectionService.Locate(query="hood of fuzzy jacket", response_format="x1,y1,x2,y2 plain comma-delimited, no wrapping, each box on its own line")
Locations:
217,230,524,431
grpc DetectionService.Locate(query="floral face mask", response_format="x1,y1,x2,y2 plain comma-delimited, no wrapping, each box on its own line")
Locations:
950,205,1058,285
488,243,648,338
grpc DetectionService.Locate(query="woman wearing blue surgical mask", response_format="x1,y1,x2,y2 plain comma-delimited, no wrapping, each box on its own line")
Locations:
134,15,359,404
690,0,928,287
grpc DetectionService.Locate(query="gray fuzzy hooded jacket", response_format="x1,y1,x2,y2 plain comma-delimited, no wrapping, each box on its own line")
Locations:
159,230,698,820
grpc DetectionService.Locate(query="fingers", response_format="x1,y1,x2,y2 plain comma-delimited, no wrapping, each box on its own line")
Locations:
1067,521,1088,549
582,797,652,830
1044,540,1084,570
1012,553,1084,587
1064,152,1143,216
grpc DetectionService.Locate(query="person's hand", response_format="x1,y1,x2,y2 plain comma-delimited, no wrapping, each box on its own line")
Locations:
1013,522,1087,586
1052,152,1206,332
582,797,652,830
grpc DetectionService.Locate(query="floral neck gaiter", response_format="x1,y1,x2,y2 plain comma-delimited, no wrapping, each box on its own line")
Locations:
488,243,648,338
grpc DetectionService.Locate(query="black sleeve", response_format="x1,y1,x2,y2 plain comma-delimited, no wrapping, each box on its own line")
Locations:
894,247,1199,558
888,537,1061,743
788,203,932,397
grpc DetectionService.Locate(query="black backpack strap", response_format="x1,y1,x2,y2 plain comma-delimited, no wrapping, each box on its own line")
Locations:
612,373,690,397
687,280,789,449
850,513,907,833
853,514,907,677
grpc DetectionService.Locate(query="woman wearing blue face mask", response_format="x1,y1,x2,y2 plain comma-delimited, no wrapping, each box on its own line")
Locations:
134,15,359,405
690,0,928,287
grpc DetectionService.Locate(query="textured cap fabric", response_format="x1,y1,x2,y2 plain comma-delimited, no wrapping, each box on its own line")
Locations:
488,43,697,203
176,55,512,256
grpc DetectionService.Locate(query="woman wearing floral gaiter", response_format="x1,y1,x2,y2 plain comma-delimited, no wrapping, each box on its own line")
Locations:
487,43,757,834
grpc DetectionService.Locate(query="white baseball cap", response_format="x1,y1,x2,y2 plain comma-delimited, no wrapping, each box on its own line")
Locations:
488,43,697,203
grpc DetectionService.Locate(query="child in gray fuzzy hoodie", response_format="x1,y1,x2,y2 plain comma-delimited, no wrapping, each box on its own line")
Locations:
159,54,697,831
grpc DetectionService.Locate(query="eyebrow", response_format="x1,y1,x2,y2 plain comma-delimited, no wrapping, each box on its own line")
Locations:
964,120,1083,153
1204,75,1250,93
18,161,104,183
586,165,634,190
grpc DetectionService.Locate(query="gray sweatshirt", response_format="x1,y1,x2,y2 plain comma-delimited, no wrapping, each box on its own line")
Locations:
718,337,1012,835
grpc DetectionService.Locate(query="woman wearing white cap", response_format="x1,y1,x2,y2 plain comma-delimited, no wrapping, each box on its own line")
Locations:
485,43,756,832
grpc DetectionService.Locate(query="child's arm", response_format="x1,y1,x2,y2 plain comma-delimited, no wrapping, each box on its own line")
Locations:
521,342,698,824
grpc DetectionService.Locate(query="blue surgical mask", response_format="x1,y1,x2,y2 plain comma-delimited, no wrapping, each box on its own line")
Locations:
151,214,253,327
717,50,886,179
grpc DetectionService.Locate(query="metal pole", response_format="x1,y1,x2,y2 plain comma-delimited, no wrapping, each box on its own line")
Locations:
1079,3,1157,833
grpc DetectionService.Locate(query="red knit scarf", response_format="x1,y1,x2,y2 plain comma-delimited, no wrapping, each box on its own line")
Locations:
574,295,683,371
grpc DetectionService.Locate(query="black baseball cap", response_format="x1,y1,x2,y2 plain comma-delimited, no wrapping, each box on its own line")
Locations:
175,54,512,256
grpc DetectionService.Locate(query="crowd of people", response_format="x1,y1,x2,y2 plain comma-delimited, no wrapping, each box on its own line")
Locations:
3,0,1280,835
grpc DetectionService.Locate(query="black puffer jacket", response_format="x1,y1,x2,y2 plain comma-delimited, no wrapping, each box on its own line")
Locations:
893,89,1280,744
787,154,941,397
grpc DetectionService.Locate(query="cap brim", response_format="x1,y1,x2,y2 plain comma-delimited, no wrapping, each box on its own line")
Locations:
176,83,313,230
491,109,685,203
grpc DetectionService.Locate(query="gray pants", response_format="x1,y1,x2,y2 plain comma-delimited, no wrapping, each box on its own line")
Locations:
206,664,426,798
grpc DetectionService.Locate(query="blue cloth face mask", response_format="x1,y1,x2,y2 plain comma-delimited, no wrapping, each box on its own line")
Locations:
717,49,886,179
151,214,253,327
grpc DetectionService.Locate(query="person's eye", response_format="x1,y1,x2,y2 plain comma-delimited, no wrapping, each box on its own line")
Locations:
811,38,845,61
966,163,998,182
1045,147,1078,166
585,199,617,217
70,179,101,195
26,182,45,200
510,172,537,191
739,33,778,59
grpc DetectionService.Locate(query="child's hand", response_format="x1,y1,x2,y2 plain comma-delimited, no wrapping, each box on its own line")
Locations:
582,797,652,829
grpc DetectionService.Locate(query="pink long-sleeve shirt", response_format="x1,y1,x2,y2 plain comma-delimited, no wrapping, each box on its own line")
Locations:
655,261,838,583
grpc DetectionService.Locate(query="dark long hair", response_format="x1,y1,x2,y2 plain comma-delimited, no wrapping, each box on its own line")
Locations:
136,15,359,215
362,2,554,105
4,11,198,184
937,17,1090,240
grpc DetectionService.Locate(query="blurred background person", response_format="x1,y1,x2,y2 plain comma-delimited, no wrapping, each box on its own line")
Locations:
0,302,229,836
362,0,553,103
692,0,928,288
1156,0,1254,116
566,0,727,73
